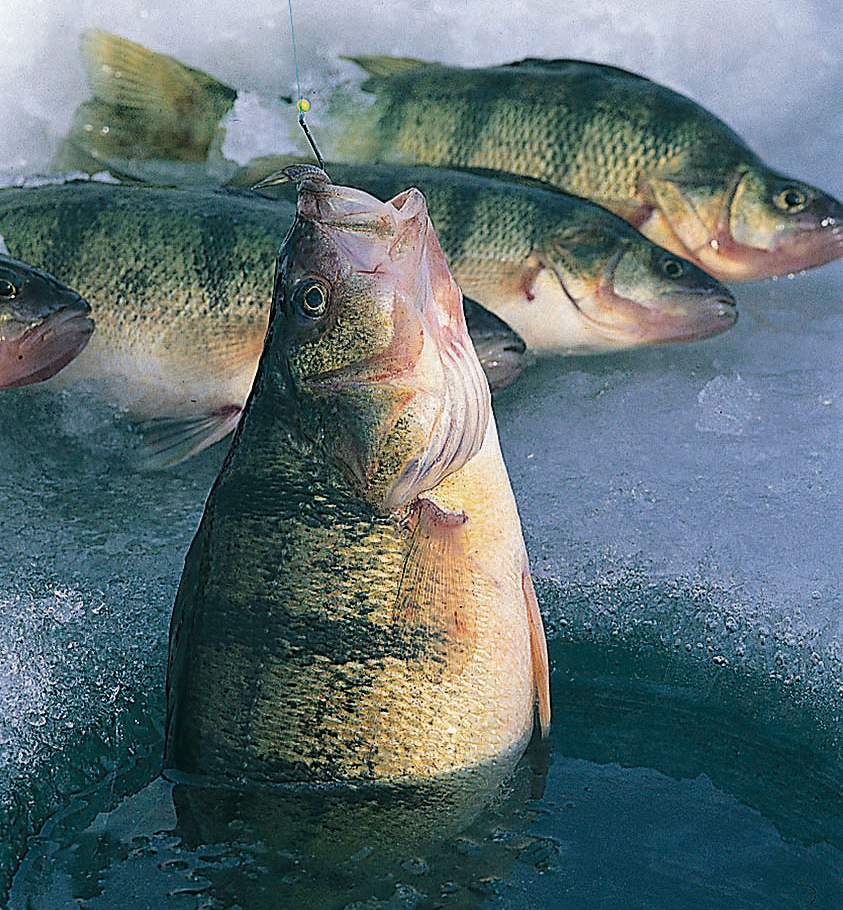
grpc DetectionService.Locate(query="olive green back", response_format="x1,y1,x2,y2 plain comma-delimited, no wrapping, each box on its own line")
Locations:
0,183,293,346
337,60,757,205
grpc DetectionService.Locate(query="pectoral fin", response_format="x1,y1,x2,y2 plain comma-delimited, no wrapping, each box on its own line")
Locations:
522,567,551,737
392,496,475,680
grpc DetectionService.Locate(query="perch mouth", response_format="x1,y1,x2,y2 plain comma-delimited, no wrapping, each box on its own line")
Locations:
592,278,738,344
0,302,94,388
546,251,737,346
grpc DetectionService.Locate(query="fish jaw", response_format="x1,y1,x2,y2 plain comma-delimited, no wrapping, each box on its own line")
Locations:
0,301,95,388
462,296,529,392
525,237,737,353
592,279,737,346
276,178,490,512
587,246,738,346
723,203,843,281
0,256,94,388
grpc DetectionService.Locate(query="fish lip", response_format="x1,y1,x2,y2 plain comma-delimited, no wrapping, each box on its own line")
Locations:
766,216,843,275
717,180,843,278
469,334,529,392
646,288,738,342
474,347,529,391
1,302,95,388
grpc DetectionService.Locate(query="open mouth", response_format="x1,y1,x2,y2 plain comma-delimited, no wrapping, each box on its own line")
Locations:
2,303,95,389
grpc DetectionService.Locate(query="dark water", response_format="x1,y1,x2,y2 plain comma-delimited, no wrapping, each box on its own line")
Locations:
8,620,843,910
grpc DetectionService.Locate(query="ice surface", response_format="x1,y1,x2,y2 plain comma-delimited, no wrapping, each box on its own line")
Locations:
0,0,841,902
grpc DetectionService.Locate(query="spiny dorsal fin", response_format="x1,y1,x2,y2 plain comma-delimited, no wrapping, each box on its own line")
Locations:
501,57,652,84
392,495,475,680
342,54,437,79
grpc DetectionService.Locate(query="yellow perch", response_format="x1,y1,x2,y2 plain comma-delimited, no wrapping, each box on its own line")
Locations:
165,167,550,789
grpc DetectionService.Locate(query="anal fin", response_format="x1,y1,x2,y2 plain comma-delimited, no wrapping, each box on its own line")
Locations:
522,567,551,737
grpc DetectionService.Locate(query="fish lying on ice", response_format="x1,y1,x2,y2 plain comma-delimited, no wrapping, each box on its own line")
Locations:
54,33,738,356
60,31,843,283
165,165,550,788
247,158,737,353
0,251,92,389
0,181,525,463
0,183,286,463
335,55,843,282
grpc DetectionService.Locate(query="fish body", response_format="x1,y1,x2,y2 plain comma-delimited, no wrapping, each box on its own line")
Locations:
56,33,738,357
62,33,843,282
0,181,527,461
246,158,737,353
332,56,843,281
0,252,92,389
165,168,550,787
0,182,288,462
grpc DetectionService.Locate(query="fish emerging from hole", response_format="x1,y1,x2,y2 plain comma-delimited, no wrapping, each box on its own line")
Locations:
58,31,842,283
165,165,550,790
0,181,525,465
0,251,93,389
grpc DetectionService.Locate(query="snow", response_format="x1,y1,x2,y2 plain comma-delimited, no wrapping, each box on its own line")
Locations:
0,0,840,900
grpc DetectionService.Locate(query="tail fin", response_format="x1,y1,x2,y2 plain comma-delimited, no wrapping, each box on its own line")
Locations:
55,30,237,172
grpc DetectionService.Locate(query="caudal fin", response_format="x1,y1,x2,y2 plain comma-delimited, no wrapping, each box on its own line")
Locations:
54,30,237,173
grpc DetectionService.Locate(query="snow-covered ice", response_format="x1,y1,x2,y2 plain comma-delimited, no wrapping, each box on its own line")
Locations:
0,0,840,901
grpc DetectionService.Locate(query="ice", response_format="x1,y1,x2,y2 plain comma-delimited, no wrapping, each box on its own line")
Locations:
0,0,841,901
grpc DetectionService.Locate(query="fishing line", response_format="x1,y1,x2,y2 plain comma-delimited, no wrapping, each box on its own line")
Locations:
287,0,327,172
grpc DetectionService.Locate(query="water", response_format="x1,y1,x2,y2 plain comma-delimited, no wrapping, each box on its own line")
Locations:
1,0,842,907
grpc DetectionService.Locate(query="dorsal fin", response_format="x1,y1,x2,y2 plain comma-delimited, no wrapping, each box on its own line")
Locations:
342,54,437,78
444,165,567,195
500,57,652,83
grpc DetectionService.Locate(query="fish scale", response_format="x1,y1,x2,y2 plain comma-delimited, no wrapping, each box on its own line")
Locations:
334,55,843,280
346,64,718,202
165,173,548,791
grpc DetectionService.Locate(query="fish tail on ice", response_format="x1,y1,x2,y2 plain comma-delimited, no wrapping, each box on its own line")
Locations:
54,30,237,173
